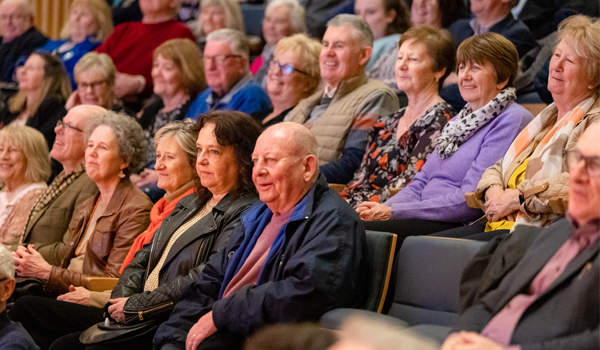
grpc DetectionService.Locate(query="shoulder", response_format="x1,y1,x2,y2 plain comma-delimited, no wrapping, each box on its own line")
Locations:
122,184,153,211
0,321,39,350
236,81,269,99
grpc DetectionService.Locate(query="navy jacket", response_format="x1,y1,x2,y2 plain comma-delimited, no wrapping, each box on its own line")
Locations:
153,174,367,348
0,310,39,350
0,27,47,83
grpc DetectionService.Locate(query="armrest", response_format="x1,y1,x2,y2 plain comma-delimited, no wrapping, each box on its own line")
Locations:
390,188,400,197
320,308,404,331
85,277,119,292
328,183,346,193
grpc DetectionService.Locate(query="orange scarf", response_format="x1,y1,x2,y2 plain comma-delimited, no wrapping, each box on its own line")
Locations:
119,187,195,273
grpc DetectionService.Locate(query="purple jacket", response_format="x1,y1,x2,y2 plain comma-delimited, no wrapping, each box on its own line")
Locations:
384,102,533,223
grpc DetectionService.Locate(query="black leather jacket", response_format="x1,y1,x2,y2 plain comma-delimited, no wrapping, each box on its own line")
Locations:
110,192,257,313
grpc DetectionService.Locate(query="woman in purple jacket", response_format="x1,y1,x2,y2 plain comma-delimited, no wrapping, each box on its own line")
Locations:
356,32,533,239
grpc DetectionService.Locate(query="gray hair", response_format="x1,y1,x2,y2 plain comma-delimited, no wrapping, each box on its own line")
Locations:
0,246,14,280
83,112,147,175
74,52,116,88
0,0,35,18
327,14,374,48
199,0,244,34
154,120,199,172
207,28,250,59
265,0,306,34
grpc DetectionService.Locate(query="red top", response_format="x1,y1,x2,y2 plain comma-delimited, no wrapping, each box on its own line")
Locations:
95,20,195,95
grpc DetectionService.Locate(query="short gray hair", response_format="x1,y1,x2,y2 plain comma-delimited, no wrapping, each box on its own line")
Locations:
0,246,14,280
327,14,373,48
265,0,306,34
207,28,250,59
83,112,147,175
154,120,199,172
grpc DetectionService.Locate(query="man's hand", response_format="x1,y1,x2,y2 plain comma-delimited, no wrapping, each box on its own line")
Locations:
108,297,129,323
355,201,392,221
441,332,503,350
57,285,91,305
484,187,520,222
12,245,52,279
186,311,217,350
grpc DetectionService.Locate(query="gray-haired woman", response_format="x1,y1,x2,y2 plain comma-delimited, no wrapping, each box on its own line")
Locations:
12,112,153,295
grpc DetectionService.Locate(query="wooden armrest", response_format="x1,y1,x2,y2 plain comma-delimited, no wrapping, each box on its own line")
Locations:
85,277,119,292
389,188,400,197
328,183,346,193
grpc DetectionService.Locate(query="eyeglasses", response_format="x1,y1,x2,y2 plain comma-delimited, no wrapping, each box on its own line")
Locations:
203,54,241,65
79,80,106,90
0,14,28,22
269,60,309,77
566,149,600,177
57,119,84,133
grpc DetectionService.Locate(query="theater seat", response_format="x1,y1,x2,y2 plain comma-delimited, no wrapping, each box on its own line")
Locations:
321,236,485,330
364,230,397,313
86,277,119,292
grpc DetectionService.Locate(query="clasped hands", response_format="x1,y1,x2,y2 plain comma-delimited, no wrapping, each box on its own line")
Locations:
356,201,392,221
12,245,52,280
484,186,521,223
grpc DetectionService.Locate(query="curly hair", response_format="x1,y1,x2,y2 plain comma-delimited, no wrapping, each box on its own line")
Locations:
83,112,147,175
195,111,262,205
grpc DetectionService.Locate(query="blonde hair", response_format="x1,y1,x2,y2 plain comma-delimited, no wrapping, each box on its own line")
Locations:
60,0,114,41
9,52,72,115
274,33,321,83
0,125,51,184
198,0,244,36
74,52,116,87
556,15,600,91
153,39,207,98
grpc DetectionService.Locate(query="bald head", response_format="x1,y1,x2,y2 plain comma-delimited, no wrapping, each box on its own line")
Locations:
252,122,319,214
567,123,600,225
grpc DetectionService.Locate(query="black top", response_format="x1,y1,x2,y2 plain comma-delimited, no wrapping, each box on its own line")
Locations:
0,27,48,83
251,107,292,129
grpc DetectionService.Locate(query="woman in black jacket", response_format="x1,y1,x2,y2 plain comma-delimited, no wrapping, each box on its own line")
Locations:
10,111,262,350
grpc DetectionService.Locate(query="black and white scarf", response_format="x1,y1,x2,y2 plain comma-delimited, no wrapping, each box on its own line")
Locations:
436,87,516,159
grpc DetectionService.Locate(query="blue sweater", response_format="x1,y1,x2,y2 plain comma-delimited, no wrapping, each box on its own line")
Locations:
384,102,534,223
39,36,101,89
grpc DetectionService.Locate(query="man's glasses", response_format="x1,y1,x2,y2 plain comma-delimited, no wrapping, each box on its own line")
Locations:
57,120,84,133
203,54,241,65
269,61,309,77
566,149,600,177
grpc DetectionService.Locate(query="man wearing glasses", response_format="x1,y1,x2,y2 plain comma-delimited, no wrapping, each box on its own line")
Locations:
186,29,271,119
8,106,102,266
0,246,39,350
0,0,47,84
439,123,600,350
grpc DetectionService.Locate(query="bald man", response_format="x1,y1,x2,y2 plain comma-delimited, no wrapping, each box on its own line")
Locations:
154,122,368,350
11,105,102,265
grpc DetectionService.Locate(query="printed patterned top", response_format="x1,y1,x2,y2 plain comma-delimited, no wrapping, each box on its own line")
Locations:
342,102,455,207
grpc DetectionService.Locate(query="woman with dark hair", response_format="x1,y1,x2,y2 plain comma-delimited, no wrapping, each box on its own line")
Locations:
0,52,71,149
10,111,262,350
355,0,410,70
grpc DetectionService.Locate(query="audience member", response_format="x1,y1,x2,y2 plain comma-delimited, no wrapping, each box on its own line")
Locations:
95,0,195,107
12,112,152,295
66,52,131,115
368,0,467,94
152,122,367,350
194,0,243,51
252,33,321,128
0,0,47,84
356,33,533,240
0,246,40,350
110,0,142,26
11,113,261,350
286,14,399,184
132,38,206,201
354,0,410,70
0,126,50,247
0,52,70,150
10,105,101,266
186,29,271,119
40,0,114,88
437,15,600,239
251,0,306,88
439,122,600,350
341,26,456,207
245,323,337,350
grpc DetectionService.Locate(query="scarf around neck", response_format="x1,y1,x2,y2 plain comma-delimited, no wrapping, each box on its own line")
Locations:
436,87,516,159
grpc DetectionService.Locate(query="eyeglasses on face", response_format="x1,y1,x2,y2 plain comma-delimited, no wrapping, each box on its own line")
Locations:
269,60,309,77
203,54,242,65
566,149,600,177
57,119,84,133
78,80,106,90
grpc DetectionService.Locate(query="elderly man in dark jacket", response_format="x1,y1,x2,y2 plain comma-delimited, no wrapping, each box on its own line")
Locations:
154,122,368,350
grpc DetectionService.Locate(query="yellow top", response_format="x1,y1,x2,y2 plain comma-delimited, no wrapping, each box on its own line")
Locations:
485,158,530,232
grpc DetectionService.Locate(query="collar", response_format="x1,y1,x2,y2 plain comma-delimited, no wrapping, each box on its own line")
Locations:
205,73,252,108
324,85,337,99
163,181,195,203
97,177,135,217
567,213,600,246
324,74,369,102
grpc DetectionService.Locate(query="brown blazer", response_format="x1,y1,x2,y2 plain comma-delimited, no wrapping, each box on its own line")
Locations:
46,178,152,294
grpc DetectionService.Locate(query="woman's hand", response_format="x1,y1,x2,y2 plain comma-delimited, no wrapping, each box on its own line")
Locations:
108,297,129,323
57,285,91,305
12,245,52,280
131,169,159,188
114,73,144,98
356,202,392,221
484,186,520,222
65,90,82,110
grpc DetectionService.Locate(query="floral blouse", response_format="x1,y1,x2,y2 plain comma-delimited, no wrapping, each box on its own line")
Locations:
341,102,455,207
